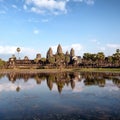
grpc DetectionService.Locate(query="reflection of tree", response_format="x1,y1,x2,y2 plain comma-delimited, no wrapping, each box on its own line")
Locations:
0,74,5,79
112,78,120,88
82,72,120,88
4,72,120,93
84,76,106,87
16,86,20,92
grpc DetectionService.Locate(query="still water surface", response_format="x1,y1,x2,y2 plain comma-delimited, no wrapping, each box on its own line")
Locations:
0,72,120,120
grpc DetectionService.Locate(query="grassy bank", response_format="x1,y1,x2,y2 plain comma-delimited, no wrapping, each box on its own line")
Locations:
72,68,120,73
0,68,72,74
0,68,120,74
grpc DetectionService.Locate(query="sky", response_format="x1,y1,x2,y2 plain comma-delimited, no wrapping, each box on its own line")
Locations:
0,0,120,60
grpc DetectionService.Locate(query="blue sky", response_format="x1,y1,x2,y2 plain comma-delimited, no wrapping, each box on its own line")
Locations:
0,0,120,60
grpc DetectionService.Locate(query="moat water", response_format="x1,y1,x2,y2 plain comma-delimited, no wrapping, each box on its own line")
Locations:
0,72,120,120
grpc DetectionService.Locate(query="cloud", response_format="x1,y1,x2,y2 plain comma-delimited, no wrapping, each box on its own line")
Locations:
0,83,17,92
73,0,83,2
0,80,37,93
106,44,120,49
71,44,83,51
31,7,45,14
73,0,95,5
0,46,39,60
12,4,21,11
90,39,100,45
41,19,49,23
96,43,120,56
33,29,39,34
12,4,17,9
0,10,6,14
0,46,17,54
23,4,27,10
51,43,83,56
85,0,94,5
24,0,68,15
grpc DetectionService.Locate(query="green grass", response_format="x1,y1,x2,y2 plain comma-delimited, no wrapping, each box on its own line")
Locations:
72,68,120,73
0,68,120,74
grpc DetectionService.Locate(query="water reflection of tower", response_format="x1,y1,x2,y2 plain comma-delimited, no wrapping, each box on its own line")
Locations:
35,75,42,84
57,81,64,94
70,79,75,89
8,73,16,83
47,79,53,91
112,78,120,88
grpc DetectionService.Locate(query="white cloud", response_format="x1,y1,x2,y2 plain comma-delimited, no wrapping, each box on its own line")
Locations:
106,44,120,49
12,4,17,9
71,44,83,51
24,0,68,15
31,7,45,14
96,43,120,56
23,4,27,10
33,29,39,34
85,0,94,5
41,19,49,23
0,80,37,93
0,83,17,92
98,47,105,51
73,0,95,5
0,46,16,54
73,0,83,2
0,46,39,60
90,39,100,45
51,43,83,56
0,10,6,14
12,4,21,11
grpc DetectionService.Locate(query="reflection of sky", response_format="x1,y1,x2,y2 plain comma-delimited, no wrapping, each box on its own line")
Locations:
0,77,45,93
104,80,120,92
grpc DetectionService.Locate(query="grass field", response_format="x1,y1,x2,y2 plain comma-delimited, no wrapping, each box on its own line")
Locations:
72,68,120,73
0,68,120,74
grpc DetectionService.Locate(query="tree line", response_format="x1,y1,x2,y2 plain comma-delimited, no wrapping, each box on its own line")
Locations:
39,44,120,68
2,44,120,68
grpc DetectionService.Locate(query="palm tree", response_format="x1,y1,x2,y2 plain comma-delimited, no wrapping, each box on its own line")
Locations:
112,49,120,67
116,49,120,53
16,47,21,60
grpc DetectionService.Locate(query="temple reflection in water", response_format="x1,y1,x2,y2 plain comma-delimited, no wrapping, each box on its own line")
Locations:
0,72,120,93
0,72,120,120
